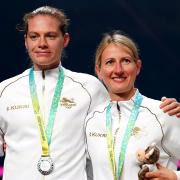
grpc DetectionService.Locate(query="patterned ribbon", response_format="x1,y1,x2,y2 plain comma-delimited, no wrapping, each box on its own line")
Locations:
29,67,64,156
106,92,143,180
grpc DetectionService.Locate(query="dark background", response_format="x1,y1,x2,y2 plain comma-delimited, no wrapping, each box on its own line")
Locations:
0,0,179,176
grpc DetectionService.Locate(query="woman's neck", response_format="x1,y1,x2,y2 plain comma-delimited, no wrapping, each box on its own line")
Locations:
33,63,60,71
110,88,136,101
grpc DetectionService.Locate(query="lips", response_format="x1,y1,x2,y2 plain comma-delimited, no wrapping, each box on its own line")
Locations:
112,77,126,82
35,51,51,56
36,51,51,53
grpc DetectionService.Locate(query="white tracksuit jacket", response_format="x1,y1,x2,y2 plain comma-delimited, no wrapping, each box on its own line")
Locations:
0,66,109,180
85,90,180,180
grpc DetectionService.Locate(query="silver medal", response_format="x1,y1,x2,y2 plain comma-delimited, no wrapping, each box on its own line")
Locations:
37,156,54,175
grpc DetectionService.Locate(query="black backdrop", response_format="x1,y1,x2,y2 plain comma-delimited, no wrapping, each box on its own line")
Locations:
0,0,179,175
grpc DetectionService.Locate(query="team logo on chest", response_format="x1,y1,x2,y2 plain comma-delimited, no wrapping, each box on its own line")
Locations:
131,126,147,138
60,97,76,109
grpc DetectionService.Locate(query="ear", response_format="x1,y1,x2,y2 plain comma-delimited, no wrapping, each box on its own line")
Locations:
95,64,103,80
136,59,142,75
63,33,70,48
145,148,154,159
149,148,154,156
24,34,28,49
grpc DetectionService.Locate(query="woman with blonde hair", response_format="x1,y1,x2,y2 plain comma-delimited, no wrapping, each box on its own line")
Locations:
85,30,180,180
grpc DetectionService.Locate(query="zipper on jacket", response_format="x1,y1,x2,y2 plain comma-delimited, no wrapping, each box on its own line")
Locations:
42,70,46,180
42,70,46,127
113,102,121,146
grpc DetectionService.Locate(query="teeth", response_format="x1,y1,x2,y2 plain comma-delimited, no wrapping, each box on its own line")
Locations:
113,77,125,80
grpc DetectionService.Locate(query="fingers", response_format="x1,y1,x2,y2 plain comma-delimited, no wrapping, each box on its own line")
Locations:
145,171,159,178
160,97,176,109
176,113,180,118
160,97,180,117
145,164,162,178
156,163,164,170
162,103,180,116
145,164,177,180
166,106,180,117
161,96,167,102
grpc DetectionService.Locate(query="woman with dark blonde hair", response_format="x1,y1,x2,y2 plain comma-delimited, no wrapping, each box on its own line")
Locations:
85,30,180,180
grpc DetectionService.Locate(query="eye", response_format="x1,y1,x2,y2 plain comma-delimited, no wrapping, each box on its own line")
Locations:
105,58,114,65
29,34,38,41
121,58,132,65
46,33,58,40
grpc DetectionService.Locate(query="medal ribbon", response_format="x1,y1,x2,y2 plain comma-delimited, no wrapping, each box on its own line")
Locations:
29,67,64,156
106,92,143,180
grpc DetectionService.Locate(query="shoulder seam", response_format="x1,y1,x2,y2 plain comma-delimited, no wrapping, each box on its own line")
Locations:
0,75,28,98
66,75,92,113
140,105,171,157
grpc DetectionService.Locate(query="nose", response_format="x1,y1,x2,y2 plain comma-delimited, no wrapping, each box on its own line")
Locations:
114,62,123,74
38,37,48,48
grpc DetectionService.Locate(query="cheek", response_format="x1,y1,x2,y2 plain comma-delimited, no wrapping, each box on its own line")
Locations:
26,42,37,52
100,70,112,89
53,42,64,52
127,67,139,78
100,69,111,80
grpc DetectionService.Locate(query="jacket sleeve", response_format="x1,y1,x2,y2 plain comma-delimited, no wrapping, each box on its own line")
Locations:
86,76,109,114
161,113,180,159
